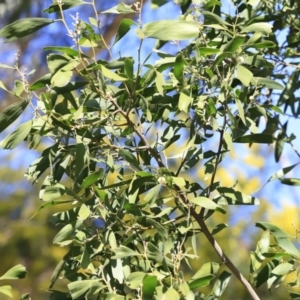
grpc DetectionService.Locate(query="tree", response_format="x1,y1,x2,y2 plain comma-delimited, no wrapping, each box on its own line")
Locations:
1,0,300,299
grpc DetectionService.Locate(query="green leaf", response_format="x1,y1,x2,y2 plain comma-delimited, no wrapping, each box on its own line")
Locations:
198,47,220,56
144,184,161,204
51,69,73,87
102,3,136,14
268,164,298,182
0,264,27,280
112,245,140,259
164,287,180,300
0,18,54,42
82,169,104,189
190,196,219,210
211,271,231,298
0,120,32,149
279,178,300,186
256,222,300,260
203,11,230,27
101,65,127,81
119,148,140,170
143,275,158,296
251,77,284,90
271,261,293,276
143,20,200,40
233,133,274,144
53,220,83,244
0,100,28,133
236,65,253,87
78,204,90,220
212,223,228,235
126,272,146,289
0,286,12,298
223,35,245,52
188,275,215,289
68,280,105,299
241,22,273,35
217,187,260,205
191,262,219,280
113,18,137,45
43,0,89,13
174,54,184,81
275,130,285,162
178,91,193,113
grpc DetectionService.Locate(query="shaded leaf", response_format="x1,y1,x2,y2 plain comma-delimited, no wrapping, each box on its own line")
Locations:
0,120,32,149
0,100,28,133
233,133,274,144
0,18,54,42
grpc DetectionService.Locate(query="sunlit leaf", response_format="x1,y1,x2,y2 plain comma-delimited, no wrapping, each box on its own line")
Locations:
143,20,200,40
0,264,27,280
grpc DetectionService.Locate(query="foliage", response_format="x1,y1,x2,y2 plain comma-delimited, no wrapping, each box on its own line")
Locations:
1,0,300,299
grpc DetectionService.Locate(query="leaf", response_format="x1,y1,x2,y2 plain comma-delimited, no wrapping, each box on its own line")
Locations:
164,287,180,300
112,245,140,259
144,184,160,204
174,54,184,81
241,22,273,35
102,3,136,14
0,264,27,280
268,164,298,182
256,222,300,260
279,178,300,186
275,130,285,162
82,169,104,188
236,65,253,86
0,18,54,42
190,196,219,210
0,100,28,133
143,20,200,40
233,133,274,144
198,47,220,56
113,18,137,45
191,262,219,280
0,286,12,298
212,223,228,235
101,65,127,81
119,148,140,170
203,11,230,27
211,271,231,298
53,220,83,244
178,91,193,113
223,35,245,52
68,280,105,299
188,275,215,289
251,77,284,90
0,120,32,149
142,275,158,296
51,69,73,87
78,204,90,220
126,272,146,289
43,0,89,13
217,187,260,205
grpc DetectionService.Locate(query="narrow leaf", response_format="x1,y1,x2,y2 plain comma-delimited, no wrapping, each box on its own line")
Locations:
0,100,28,133
0,18,54,41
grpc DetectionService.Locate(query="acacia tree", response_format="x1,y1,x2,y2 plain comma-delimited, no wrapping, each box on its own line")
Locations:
1,0,300,299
